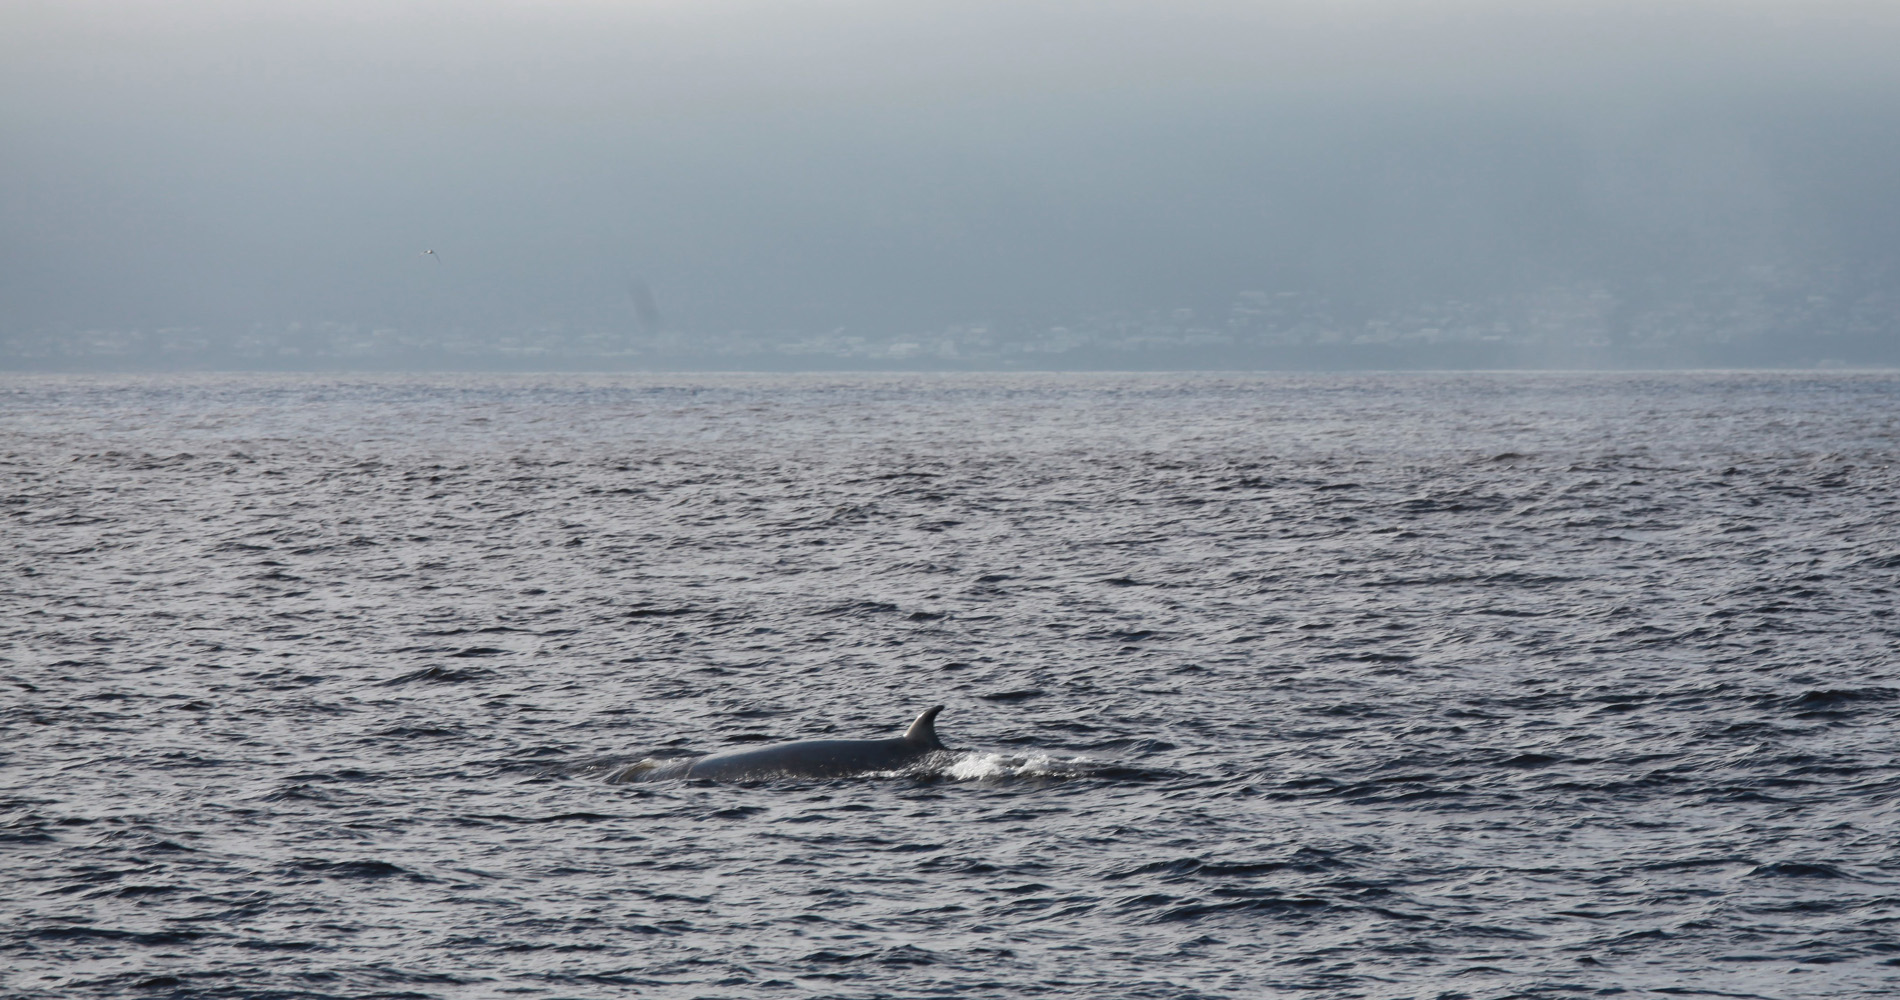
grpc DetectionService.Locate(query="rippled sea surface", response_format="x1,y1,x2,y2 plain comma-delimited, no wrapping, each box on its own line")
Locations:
4,372,1899,999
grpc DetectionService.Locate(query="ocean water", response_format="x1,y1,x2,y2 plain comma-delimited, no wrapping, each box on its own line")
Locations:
3,371,1898,999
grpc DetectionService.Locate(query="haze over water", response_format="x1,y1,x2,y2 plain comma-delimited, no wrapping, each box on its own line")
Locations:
4,372,1898,998
5,1,1899,369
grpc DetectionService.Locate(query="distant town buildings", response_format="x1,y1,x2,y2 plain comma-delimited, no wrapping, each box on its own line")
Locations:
5,263,1894,370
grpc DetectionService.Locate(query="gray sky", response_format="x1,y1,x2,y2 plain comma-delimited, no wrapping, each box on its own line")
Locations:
3,1,1897,367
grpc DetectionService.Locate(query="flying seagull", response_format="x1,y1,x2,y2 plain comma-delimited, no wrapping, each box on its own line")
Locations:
419,249,438,261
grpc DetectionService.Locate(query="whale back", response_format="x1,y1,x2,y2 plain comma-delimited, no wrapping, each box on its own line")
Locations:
656,705,950,781
904,705,946,750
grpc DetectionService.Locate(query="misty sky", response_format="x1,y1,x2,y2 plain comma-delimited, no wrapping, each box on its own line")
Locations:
3,1,1897,361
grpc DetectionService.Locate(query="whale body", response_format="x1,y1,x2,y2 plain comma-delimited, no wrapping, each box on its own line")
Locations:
617,706,949,782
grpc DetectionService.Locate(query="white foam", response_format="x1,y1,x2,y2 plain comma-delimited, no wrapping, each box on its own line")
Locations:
940,751,1095,781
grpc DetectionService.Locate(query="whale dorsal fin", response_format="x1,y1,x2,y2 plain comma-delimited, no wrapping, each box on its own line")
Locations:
903,705,946,750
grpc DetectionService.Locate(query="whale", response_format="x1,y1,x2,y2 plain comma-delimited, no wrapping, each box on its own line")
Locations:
613,706,949,782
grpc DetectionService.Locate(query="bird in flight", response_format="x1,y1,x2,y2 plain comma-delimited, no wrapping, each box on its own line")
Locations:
419,249,438,261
